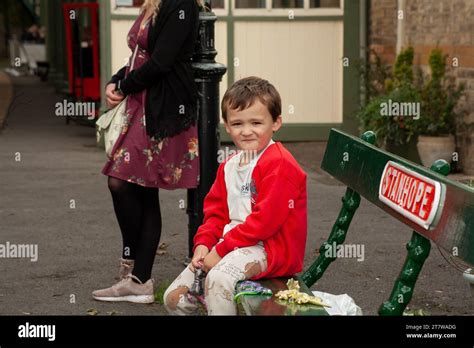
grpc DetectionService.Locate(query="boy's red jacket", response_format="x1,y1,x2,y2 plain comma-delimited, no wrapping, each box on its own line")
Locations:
193,142,307,279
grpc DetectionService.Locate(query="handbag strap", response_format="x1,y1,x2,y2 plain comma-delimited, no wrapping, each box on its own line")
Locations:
130,45,139,71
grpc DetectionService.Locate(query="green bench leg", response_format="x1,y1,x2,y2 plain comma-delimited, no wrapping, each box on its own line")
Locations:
379,159,450,316
378,232,431,315
301,131,375,288
301,188,361,288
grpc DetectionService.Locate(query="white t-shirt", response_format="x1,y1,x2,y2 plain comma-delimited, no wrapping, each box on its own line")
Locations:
221,140,275,242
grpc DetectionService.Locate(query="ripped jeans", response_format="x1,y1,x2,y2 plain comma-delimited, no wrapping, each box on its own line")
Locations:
163,245,267,315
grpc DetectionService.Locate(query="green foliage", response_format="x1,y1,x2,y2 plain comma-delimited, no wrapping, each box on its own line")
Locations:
154,279,171,304
358,84,420,146
357,47,420,146
357,46,465,144
412,49,465,136
391,46,415,89
356,48,392,103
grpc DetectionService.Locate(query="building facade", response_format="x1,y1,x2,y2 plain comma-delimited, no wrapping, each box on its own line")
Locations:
104,0,361,141
41,0,362,142
37,0,474,173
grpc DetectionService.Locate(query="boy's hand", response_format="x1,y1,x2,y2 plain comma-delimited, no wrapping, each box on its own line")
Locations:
190,245,209,273
202,247,222,273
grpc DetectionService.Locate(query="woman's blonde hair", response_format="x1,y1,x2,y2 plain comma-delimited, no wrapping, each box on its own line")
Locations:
142,0,204,22
141,0,160,23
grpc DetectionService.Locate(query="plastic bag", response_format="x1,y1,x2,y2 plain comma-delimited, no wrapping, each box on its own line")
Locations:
311,291,362,315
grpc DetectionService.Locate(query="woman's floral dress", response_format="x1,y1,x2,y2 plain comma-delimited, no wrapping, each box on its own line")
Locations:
102,11,199,189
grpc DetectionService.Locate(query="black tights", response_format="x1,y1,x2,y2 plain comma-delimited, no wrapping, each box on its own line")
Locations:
108,177,162,283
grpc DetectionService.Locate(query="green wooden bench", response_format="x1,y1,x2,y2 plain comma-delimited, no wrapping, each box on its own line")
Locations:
237,128,474,316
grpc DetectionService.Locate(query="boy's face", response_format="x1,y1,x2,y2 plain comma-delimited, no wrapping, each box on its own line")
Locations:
224,100,282,153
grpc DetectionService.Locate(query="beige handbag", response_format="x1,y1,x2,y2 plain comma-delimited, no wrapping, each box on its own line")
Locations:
96,46,139,158
96,97,127,158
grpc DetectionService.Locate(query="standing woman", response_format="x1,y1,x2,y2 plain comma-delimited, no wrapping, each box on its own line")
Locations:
93,0,202,304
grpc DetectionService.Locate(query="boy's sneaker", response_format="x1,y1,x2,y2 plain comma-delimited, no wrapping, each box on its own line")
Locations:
116,258,135,280
92,275,155,304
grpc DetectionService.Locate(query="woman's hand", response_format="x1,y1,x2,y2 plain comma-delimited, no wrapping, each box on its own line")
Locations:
202,247,222,273
105,83,125,109
190,245,209,273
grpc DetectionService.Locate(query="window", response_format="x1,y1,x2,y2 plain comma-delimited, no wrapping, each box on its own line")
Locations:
235,0,266,8
113,0,343,15
112,0,227,15
115,0,144,7
310,0,341,8
273,0,304,8
232,0,343,14
114,0,225,8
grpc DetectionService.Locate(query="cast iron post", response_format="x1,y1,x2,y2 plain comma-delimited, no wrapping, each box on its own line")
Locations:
187,0,227,260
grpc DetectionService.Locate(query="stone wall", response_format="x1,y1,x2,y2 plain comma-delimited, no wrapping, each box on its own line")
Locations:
368,0,474,174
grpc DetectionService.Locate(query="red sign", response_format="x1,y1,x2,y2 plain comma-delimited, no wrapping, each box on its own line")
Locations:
379,161,444,230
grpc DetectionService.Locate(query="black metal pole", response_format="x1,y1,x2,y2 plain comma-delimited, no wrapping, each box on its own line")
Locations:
187,0,227,260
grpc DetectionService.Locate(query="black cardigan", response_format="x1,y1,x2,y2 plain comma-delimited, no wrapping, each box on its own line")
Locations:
108,0,200,140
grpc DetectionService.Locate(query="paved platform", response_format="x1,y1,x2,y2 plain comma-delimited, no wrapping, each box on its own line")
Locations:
0,75,472,315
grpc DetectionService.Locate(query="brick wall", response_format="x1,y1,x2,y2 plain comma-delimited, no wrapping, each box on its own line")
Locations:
368,0,397,63
368,0,474,174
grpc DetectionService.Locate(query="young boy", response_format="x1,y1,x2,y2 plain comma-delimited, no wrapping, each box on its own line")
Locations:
163,76,307,315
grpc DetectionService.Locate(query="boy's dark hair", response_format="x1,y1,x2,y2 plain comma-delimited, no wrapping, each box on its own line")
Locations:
221,76,281,122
